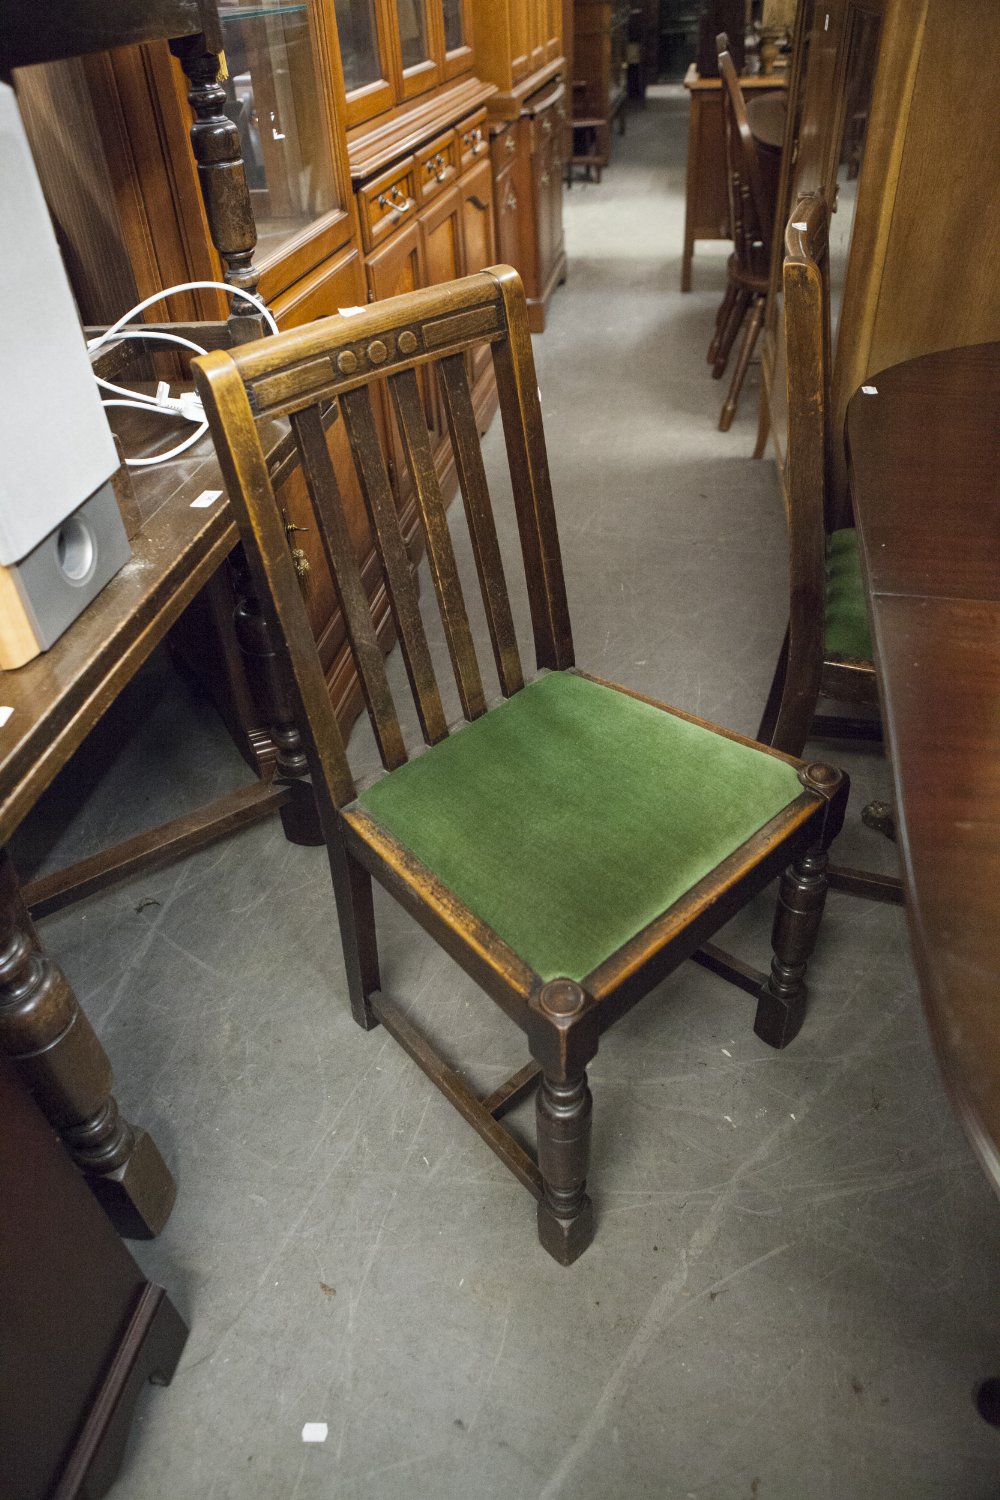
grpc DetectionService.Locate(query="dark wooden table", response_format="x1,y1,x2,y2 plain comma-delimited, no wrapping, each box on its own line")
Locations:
0,406,302,1247
846,341,1000,1191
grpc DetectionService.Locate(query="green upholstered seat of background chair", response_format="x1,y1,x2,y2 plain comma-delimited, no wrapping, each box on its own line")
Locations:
756,195,902,903
194,266,848,1264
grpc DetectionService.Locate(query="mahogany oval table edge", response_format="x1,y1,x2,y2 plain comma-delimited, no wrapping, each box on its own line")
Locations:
845,340,1000,1196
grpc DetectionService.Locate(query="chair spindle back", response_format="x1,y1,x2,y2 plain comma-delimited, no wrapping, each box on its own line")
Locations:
717,33,773,275
193,266,573,813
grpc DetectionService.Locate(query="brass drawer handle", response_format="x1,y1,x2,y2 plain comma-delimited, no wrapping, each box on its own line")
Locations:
504,135,516,154
378,185,411,214
505,191,518,213
542,118,553,133
540,171,550,186
426,152,448,182
463,128,484,154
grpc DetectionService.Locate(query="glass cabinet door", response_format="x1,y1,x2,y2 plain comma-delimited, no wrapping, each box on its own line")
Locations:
392,0,440,96
440,0,474,78
335,0,383,92
216,1,341,260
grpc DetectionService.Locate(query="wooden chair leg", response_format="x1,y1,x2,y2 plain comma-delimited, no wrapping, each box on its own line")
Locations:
535,1069,594,1265
719,294,764,431
754,842,829,1049
712,287,750,379
328,834,381,1031
708,280,738,365
753,377,770,459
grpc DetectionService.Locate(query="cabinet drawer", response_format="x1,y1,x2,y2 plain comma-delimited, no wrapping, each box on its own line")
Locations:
416,129,459,205
359,159,417,253
457,108,489,172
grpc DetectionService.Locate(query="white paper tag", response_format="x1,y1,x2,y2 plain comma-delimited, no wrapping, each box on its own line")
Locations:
338,306,366,317
791,221,808,230
302,1423,328,1443
861,385,878,396
0,707,12,728
191,490,223,508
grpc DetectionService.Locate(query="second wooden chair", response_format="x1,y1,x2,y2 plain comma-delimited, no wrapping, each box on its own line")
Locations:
756,193,901,904
708,33,774,432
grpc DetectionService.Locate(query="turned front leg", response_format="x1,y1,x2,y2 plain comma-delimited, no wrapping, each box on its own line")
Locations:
529,980,598,1265
754,843,830,1049
0,849,176,1237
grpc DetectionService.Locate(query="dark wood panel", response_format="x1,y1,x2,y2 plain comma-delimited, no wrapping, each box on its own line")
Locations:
847,341,1000,1192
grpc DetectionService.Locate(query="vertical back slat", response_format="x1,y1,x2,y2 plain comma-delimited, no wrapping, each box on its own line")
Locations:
490,271,575,672
437,354,524,698
291,406,408,770
340,386,449,746
389,367,487,721
194,360,357,812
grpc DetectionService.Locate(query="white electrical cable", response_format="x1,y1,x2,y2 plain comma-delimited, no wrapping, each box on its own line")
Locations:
100,401,210,465
89,279,278,467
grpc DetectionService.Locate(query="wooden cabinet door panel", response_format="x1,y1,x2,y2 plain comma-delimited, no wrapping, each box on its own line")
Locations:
460,155,497,385
460,156,496,275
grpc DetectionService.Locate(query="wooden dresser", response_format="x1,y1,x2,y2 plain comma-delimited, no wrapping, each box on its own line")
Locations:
471,0,568,332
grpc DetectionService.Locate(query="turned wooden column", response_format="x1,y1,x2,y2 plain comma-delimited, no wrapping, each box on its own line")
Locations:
755,760,846,1049
229,554,324,846
169,34,322,846
529,979,598,1265
169,33,265,344
0,849,176,1238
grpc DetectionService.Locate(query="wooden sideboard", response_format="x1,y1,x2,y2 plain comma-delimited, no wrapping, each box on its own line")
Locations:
471,0,568,332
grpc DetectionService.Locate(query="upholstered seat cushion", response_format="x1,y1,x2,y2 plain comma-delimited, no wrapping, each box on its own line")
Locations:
357,672,803,983
825,528,872,663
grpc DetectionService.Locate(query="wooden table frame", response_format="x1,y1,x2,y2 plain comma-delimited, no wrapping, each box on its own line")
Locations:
847,342,1000,1192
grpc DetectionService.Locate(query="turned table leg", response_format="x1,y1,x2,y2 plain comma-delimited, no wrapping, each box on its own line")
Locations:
0,849,176,1238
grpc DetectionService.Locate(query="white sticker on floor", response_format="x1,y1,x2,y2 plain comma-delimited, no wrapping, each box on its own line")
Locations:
302,1423,328,1443
0,707,12,728
191,490,223,508
861,385,878,395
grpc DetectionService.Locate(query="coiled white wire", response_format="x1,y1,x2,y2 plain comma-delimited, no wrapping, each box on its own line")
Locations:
88,281,278,467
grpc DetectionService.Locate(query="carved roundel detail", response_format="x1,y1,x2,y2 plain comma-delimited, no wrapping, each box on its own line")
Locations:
337,350,358,374
367,339,388,364
398,330,418,355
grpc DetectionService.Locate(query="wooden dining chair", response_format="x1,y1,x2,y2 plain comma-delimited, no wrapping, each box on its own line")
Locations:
756,194,901,904
193,266,849,1264
708,34,773,432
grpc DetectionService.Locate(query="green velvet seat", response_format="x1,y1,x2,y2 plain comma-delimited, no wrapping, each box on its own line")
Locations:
359,672,803,983
825,528,872,664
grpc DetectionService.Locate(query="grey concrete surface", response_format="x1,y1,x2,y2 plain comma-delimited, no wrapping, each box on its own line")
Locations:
15,88,1000,1499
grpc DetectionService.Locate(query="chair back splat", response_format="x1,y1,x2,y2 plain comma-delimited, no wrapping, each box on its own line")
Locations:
195,266,850,1264
196,267,571,806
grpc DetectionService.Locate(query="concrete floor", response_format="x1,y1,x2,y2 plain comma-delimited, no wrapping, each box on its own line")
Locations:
17,89,1000,1499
